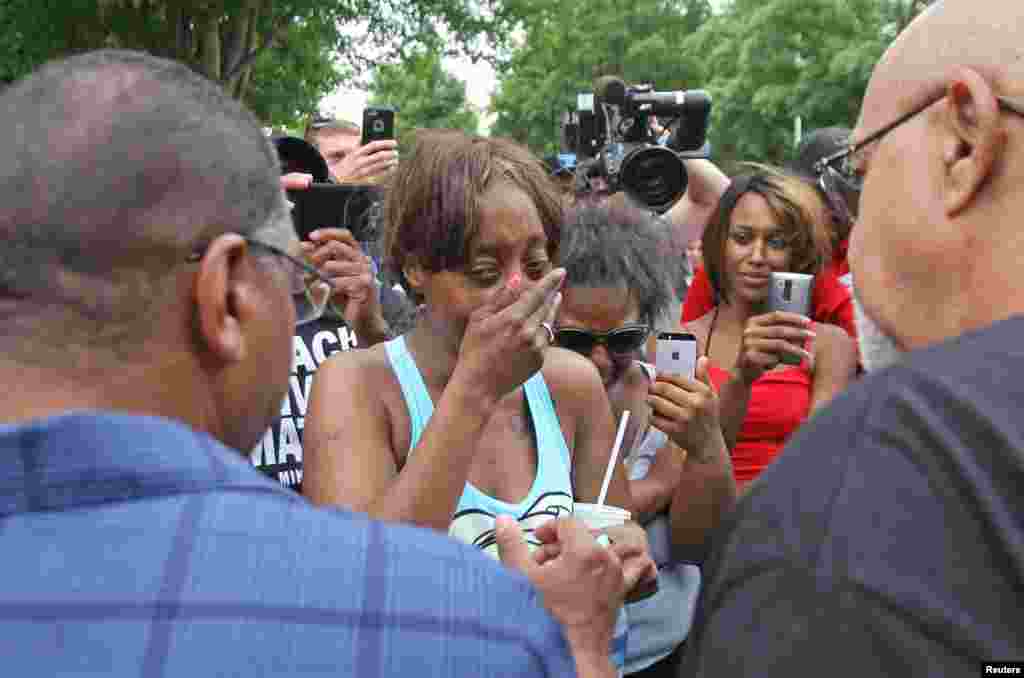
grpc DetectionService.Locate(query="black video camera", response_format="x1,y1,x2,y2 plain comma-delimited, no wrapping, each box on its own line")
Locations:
562,77,712,212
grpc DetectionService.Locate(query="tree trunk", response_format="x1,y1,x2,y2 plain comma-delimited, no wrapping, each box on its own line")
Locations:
195,10,222,81
171,4,191,62
225,1,288,98
231,3,263,100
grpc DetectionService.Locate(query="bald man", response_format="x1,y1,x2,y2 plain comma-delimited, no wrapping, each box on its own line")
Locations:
683,2,1024,675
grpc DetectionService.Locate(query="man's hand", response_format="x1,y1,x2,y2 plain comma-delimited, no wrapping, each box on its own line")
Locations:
281,172,313,191
333,140,398,184
302,228,388,344
497,516,642,677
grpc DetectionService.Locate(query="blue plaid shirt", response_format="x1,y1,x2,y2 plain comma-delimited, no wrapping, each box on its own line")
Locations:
0,412,576,677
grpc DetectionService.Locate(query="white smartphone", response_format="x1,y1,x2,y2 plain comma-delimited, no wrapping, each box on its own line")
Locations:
655,332,698,378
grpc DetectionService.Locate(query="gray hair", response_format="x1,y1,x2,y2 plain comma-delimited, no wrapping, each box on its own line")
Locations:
0,49,286,364
558,203,679,328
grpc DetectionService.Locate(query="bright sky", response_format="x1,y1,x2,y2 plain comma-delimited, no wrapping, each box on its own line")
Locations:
322,0,727,135
322,56,498,134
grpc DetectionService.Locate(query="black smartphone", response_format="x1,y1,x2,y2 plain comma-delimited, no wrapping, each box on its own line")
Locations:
361,106,395,145
655,332,698,378
286,183,382,242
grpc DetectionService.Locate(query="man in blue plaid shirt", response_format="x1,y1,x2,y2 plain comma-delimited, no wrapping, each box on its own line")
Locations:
0,50,646,677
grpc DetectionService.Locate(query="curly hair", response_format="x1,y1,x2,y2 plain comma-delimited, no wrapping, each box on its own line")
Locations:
557,203,676,328
382,130,563,302
702,165,832,306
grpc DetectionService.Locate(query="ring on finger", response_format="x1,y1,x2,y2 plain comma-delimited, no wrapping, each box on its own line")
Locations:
540,322,555,343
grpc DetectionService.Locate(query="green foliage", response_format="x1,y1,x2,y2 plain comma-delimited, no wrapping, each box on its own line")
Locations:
491,0,936,166
683,0,886,167
244,14,351,127
490,0,712,155
0,0,514,128
367,48,479,149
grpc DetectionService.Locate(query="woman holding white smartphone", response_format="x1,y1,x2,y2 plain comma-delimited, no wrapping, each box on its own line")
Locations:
554,203,735,678
683,167,857,492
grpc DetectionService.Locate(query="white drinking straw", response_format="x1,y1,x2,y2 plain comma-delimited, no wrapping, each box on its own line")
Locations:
597,410,630,506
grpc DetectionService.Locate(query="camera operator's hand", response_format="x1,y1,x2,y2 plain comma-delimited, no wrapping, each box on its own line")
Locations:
302,228,389,345
451,269,564,407
735,312,815,385
648,356,723,463
332,140,398,184
280,173,313,191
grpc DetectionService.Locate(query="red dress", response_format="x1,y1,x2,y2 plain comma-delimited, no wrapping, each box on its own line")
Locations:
682,239,856,341
706,360,812,491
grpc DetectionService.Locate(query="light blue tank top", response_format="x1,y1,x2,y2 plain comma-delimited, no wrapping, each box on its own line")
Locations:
385,336,627,672
384,336,575,557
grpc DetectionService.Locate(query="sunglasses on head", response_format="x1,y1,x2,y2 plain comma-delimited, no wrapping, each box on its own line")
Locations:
554,324,650,356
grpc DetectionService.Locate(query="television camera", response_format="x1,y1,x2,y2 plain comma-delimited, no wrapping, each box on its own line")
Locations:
562,76,712,212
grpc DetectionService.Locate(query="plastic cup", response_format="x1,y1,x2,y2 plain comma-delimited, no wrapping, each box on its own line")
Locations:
574,502,657,603
573,502,631,532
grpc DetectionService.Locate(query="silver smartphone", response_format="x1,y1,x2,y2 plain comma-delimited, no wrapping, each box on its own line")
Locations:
655,332,698,378
767,272,813,365
768,272,813,315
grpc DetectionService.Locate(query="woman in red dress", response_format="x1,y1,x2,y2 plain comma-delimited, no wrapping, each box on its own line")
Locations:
681,168,858,492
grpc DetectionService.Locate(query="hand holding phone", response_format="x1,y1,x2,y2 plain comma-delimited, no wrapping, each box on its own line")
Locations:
649,338,722,460
330,140,398,184
735,311,815,384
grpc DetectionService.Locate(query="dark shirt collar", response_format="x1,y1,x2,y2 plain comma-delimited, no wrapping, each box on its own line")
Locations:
0,411,295,517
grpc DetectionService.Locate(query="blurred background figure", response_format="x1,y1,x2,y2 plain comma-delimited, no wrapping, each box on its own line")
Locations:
304,114,398,184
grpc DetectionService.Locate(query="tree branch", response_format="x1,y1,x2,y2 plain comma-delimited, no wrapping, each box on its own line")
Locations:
223,0,260,78
195,10,221,80
223,12,290,84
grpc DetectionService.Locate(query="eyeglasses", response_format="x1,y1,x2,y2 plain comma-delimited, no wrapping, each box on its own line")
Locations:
187,237,333,326
814,93,1024,224
554,324,650,356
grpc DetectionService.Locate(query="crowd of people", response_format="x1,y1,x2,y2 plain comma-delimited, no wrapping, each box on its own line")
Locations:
1,0,1023,676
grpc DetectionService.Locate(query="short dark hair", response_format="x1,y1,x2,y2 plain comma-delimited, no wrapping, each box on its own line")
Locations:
703,167,832,306
0,49,284,364
382,130,563,302
558,203,675,328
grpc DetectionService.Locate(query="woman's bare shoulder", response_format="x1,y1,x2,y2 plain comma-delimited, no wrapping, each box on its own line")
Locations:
542,347,604,393
312,342,403,412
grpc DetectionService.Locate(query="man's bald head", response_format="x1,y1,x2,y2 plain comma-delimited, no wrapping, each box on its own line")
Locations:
849,0,1024,357
860,0,1024,134
0,50,288,364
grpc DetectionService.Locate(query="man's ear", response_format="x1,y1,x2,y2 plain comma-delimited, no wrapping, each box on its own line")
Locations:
193,234,251,363
943,67,1006,216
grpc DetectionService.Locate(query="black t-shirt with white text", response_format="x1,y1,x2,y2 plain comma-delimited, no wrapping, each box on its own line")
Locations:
250,314,359,491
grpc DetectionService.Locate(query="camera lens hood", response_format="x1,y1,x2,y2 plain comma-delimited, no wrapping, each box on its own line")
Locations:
272,136,330,184
619,144,687,213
